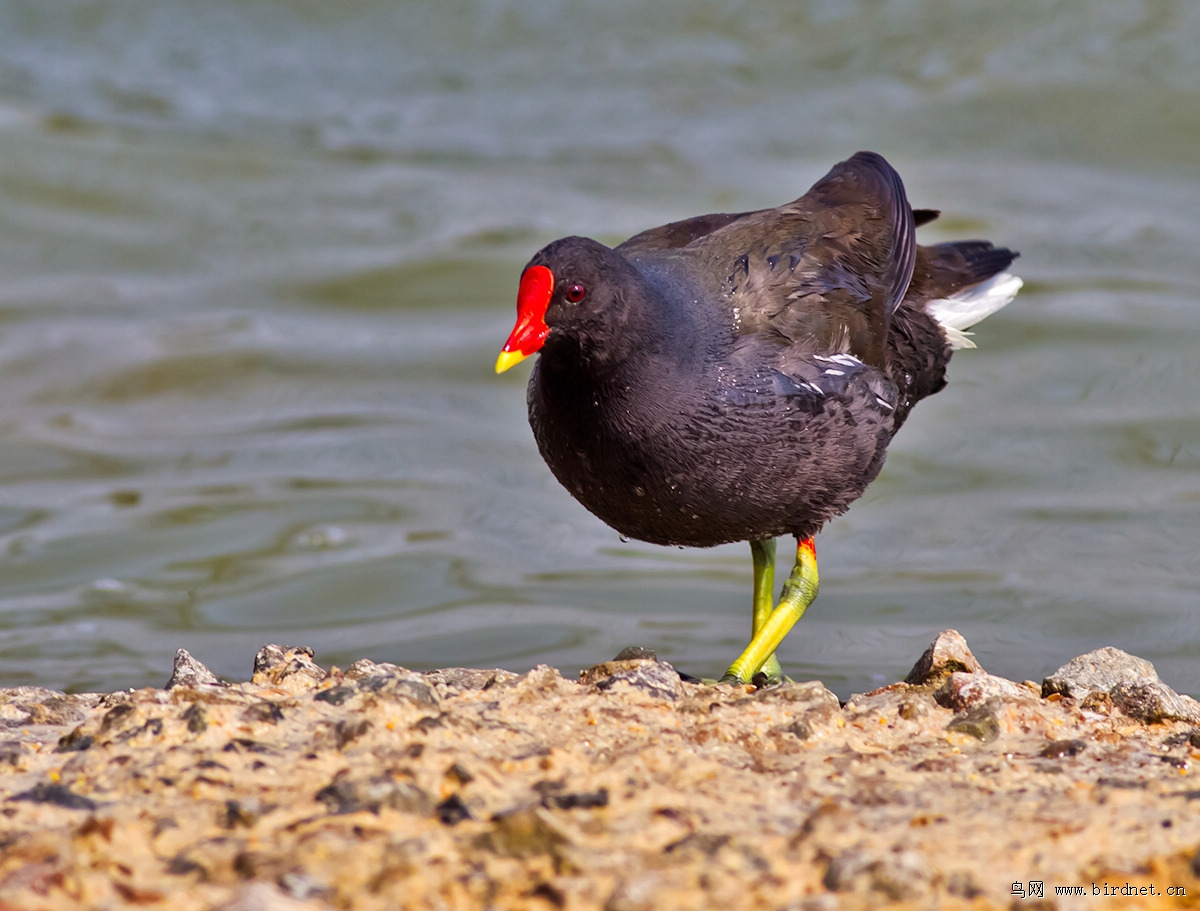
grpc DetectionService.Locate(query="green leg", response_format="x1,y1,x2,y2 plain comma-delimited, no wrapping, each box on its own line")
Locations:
749,539,783,683
721,537,819,685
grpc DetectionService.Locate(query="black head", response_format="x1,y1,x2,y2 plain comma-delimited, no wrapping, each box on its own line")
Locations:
496,236,651,373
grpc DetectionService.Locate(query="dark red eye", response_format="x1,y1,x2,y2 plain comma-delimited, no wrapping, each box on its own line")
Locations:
565,283,586,303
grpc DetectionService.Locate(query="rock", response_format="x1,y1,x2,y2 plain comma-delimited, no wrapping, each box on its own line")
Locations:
54,726,93,753
612,646,659,661
331,718,371,749
1043,647,1200,723
1,686,69,705
313,685,357,706
1039,738,1086,758
25,697,88,726
844,684,916,714
220,798,261,830
754,680,840,708
945,699,1002,742
98,702,138,735
945,870,983,898
478,805,572,859
420,667,519,693
823,847,930,900
314,772,433,816
897,695,935,721
514,664,572,701
1,690,91,727
903,630,985,686
0,743,23,766
166,649,222,689
1080,690,1116,714
0,702,31,725
344,658,410,679
8,782,98,811
435,793,472,825
754,681,841,737
276,871,332,903
662,831,731,856
356,672,439,706
1110,680,1200,725
241,702,284,725
580,658,683,701
534,779,609,810
251,645,327,690
935,671,1036,711
180,703,207,733
1042,647,1158,699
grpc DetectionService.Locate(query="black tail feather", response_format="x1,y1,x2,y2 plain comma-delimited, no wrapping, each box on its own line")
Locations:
908,240,1018,304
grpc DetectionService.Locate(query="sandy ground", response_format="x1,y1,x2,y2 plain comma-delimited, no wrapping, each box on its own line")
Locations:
2,631,1200,910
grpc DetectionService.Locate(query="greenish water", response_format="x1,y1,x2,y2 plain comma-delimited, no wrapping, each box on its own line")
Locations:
0,1,1197,697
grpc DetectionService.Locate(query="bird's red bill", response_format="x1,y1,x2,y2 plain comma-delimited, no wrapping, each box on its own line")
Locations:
496,265,555,374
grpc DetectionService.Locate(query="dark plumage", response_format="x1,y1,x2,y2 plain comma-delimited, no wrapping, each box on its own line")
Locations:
497,151,1020,684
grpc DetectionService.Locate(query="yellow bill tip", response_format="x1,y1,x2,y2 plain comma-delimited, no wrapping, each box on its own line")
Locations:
494,349,528,374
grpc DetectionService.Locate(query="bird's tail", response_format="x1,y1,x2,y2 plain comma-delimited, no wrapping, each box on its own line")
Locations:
927,270,1023,349
906,237,1022,350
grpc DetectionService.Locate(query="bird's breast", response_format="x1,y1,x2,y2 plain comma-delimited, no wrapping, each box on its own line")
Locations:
527,352,896,548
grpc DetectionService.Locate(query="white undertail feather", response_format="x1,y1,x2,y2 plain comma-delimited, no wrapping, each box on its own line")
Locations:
927,272,1023,350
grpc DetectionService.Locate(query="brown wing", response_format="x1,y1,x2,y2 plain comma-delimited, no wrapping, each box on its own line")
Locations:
634,151,917,370
617,210,761,255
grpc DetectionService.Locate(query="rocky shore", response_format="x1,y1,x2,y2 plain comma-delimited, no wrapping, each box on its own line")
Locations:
2,631,1200,910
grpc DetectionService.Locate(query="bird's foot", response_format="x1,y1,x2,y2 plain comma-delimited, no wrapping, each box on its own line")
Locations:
716,669,793,688
752,669,792,689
